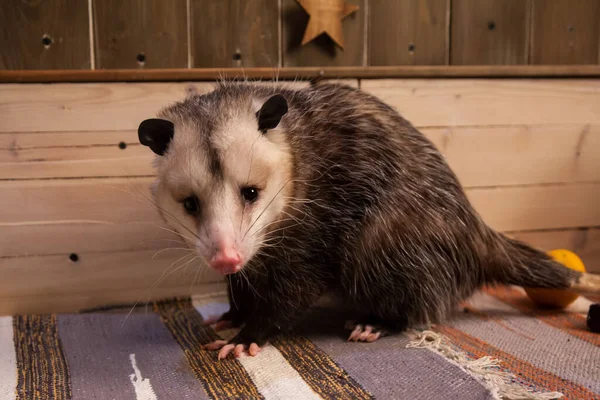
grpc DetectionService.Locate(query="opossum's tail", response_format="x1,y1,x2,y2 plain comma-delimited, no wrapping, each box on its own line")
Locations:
485,233,600,295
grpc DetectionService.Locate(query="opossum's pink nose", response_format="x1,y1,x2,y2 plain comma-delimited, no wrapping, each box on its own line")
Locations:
210,247,242,275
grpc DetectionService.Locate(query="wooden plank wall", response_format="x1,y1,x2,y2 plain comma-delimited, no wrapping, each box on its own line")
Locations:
1,78,599,315
1,0,599,70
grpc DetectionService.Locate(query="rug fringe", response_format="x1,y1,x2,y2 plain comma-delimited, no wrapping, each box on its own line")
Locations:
406,330,563,400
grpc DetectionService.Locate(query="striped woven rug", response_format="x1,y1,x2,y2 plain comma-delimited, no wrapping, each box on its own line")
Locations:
0,287,598,400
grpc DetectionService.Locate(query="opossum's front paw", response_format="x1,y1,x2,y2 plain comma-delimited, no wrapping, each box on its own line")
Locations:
345,320,388,342
202,340,263,359
203,329,266,360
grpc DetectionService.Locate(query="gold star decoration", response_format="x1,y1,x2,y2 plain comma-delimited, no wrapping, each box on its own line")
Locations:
296,0,359,49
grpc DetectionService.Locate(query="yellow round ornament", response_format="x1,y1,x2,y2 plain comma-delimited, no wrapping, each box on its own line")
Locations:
524,249,586,309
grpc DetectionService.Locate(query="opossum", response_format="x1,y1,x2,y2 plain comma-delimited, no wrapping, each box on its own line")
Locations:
138,80,600,359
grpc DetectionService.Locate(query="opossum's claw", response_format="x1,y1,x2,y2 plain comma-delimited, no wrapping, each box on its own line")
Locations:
345,320,387,342
218,343,236,359
203,339,263,359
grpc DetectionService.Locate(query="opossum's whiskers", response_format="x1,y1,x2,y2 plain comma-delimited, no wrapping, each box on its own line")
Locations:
240,269,264,300
139,238,187,246
151,247,195,259
133,183,209,248
165,255,202,284
243,179,292,241
227,274,239,311
157,226,197,245
240,132,262,232
185,153,212,243
149,252,197,291
188,264,202,296
112,182,198,243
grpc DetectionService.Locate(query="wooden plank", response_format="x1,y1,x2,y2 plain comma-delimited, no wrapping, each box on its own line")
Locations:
361,79,600,127
450,0,530,65
282,0,365,67
0,144,154,179
316,79,359,88
422,124,600,187
0,178,155,224
3,124,599,184
2,227,597,316
509,229,600,274
4,79,600,134
0,281,226,316
3,66,600,83
0,82,312,133
191,0,279,68
1,221,177,258
0,130,154,179
467,183,600,232
531,0,600,65
369,0,448,66
0,82,211,132
0,248,222,298
93,0,188,69
0,0,90,70
0,130,137,149
2,178,600,252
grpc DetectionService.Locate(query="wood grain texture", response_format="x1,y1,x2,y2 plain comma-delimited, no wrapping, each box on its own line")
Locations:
531,0,600,65
0,82,312,133
0,144,154,179
93,0,188,69
0,130,153,179
361,79,600,127
1,221,176,258
2,178,599,245
467,183,600,232
5,79,599,134
3,124,599,184
369,0,448,66
0,83,211,132
423,124,600,188
0,0,90,70
0,248,222,298
0,130,138,149
191,0,279,68
3,66,600,83
0,178,155,224
450,0,530,65
0,272,226,315
283,0,365,67
317,79,359,88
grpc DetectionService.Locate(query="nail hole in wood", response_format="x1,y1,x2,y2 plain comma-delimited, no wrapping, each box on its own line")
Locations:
42,34,53,47
136,53,146,65
568,25,574,33
118,142,127,150
488,21,496,31
69,253,79,263
408,43,416,53
232,51,242,61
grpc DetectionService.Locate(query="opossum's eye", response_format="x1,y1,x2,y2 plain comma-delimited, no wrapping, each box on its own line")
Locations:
182,196,200,214
241,186,259,203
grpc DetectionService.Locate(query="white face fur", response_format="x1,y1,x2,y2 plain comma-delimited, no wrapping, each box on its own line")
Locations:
148,99,292,275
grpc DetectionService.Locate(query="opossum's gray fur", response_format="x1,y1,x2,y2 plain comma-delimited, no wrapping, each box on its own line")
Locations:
154,80,584,345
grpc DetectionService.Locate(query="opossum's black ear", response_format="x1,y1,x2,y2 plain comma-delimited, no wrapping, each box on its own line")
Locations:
138,118,175,156
256,94,288,133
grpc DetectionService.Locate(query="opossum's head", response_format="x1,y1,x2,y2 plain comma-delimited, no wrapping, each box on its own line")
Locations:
138,87,292,275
